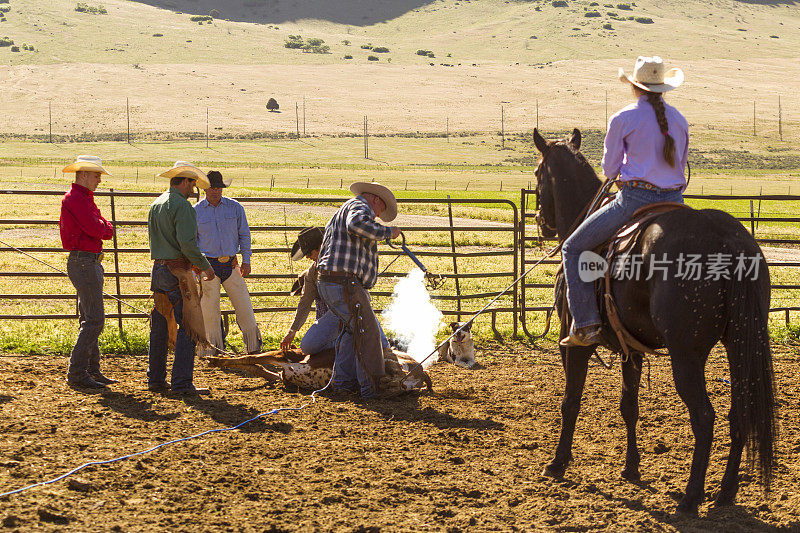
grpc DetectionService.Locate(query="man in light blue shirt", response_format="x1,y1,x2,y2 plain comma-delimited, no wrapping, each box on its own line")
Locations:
195,171,262,355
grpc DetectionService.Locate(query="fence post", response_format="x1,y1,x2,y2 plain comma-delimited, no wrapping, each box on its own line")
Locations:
749,200,755,237
109,189,124,336
447,196,461,321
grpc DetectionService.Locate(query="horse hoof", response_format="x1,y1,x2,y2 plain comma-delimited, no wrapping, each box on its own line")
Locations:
714,495,735,508
542,463,566,478
621,468,641,482
675,500,699,517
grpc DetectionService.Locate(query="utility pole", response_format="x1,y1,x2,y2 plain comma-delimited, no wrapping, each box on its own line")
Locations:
501,105,505,149
363,115,369,159
303,95,306,137
295,102,300,137
126,97,131,144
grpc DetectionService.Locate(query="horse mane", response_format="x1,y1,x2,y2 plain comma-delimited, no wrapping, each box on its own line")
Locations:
548,139,602,233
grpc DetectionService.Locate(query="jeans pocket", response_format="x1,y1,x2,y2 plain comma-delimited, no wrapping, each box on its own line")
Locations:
318,282,345,308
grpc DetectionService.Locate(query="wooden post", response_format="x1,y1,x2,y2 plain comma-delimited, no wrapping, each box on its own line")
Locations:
303,95,306,137
756,187,762,230
109,189,123,336
447,196,462,321
749,200,755,237
295,102,300,137
126,97,130,144
49,101,52,143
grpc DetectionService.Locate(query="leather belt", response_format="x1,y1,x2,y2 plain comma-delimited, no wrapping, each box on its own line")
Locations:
319,271,359,284
69,250,104,262
208,256,232,263
620,180,683,192
318,269,349,277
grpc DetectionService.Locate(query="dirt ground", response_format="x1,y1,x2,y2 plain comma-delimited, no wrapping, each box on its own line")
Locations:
0,341,799,532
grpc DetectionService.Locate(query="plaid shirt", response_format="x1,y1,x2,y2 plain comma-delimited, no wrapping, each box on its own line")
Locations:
317,196,393,289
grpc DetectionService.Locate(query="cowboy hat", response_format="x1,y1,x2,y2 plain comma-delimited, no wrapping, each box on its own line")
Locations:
156,161,211,189
619,56,684,93
206,170,233,188
290,226,324,261
350,182,398,222
62,155,111,176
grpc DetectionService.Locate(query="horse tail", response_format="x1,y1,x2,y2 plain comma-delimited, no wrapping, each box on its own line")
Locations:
724,268,777,490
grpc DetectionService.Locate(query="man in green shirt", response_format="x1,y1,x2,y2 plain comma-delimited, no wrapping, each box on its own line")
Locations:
147,162,215,395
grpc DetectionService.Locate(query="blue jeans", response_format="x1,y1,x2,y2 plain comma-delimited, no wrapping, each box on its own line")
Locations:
317,280,389,398
148,263,196,390
66,253,105,381
562,185,683,328
301,310,390,355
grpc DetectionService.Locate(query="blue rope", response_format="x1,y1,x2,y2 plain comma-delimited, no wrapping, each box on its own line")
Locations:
715,377,731,386
0,376,333,499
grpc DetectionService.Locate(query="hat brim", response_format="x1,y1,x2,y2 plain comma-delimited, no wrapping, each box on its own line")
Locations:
618,67,684,93
157,166,211,189
62,162,111,176
349,182,398,222
290,241,306,261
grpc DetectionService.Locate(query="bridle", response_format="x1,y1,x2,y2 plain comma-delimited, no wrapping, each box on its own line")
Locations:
534,157,558,234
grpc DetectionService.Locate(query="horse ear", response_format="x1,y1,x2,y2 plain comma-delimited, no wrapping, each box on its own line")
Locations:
568,128,582,150
533,128,549,155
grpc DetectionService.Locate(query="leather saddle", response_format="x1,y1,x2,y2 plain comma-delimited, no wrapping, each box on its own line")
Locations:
598,202,691,359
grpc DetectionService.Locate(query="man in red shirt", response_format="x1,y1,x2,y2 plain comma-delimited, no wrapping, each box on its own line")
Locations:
60,155,115,389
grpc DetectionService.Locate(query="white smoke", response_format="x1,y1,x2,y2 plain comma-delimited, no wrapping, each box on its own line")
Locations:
382,268,443,369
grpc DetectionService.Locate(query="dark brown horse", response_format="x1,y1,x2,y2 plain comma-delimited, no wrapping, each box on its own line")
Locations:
533,128,776,515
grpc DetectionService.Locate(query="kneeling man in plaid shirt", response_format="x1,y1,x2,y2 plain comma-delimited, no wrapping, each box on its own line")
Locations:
315,182,401,399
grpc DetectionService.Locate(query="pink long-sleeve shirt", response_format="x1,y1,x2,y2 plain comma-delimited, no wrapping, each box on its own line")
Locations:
601,95,689,190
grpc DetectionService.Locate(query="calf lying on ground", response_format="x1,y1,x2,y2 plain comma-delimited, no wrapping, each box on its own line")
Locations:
206,347,432,393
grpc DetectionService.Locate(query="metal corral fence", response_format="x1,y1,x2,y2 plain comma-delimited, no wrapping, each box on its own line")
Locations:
519,189,800,338
0,190,519,338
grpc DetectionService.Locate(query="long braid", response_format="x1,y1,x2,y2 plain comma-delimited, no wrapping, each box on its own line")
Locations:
645,91,676,167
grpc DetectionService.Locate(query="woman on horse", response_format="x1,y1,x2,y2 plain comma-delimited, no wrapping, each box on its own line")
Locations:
561,56,689,347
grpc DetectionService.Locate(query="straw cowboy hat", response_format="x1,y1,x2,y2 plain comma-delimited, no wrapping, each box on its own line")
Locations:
291,226,324,261
157,161,211,189
62,155,111,176
206,170,233,188
619,56,684,93
350,182,398,222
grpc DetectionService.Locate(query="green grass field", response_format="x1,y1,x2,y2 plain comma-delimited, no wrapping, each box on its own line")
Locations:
0,138,797,355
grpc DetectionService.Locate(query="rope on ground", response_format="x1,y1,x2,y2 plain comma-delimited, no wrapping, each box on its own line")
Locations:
0,373,335,500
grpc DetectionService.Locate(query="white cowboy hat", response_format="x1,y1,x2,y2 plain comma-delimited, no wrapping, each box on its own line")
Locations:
156,161,211,189
62,155,111,176
350,182,398,222
619,56,684,93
